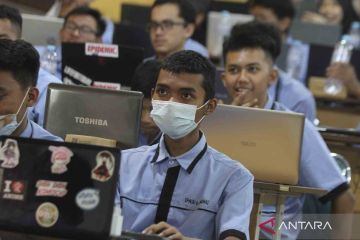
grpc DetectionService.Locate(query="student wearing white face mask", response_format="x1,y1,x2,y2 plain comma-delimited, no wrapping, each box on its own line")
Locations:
0,39,62,141
116,50,253,240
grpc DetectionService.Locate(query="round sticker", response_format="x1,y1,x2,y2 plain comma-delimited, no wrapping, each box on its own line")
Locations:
76,188,100,211
35,202,59,228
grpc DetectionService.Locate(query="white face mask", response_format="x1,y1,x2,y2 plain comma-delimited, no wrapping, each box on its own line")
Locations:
0,89,29,136
150,99,208,140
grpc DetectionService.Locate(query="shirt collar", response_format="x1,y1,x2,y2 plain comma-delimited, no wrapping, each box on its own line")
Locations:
151,132,208,174
264,95,275,110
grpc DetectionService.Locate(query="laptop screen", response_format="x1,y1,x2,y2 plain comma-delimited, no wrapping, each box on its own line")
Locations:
0,136,120,239
44,83,143,149
202,104,304,185
61,43,144,88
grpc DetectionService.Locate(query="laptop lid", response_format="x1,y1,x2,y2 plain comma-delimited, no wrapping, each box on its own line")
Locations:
0,136,120,239
290,20,341,47
61,43,144,88
207,11,253,57
22,14,63,46
201,104,304,185
44,83,143,149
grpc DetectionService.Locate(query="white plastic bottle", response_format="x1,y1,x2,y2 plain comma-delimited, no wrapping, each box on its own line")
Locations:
324,35,354,95
349,21,360,49
41,38,58,75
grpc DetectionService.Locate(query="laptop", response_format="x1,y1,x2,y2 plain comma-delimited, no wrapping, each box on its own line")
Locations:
120,3,150,27
289,20,341,47
207,11,253,57
0,136,120,239
44,84,143,149
22,14,63,45
61,43,144,88
201,104,304,185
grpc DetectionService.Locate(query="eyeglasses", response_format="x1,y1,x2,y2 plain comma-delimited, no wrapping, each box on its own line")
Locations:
63,22,97,36
147,20,186,32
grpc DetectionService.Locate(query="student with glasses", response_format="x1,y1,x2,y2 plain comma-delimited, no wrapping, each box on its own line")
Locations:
60,6,106,43
147,0,209,61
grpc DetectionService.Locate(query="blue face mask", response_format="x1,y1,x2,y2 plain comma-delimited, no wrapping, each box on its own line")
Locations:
0,89,29,136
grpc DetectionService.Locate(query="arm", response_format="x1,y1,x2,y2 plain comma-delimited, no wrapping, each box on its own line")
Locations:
216,168,254,240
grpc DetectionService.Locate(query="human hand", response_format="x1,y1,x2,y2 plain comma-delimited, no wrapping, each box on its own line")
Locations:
326,63,360,98
142,221,185,240
231,94,259,108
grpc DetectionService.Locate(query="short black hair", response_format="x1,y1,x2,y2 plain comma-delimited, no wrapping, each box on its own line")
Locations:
250,0,295,20
151,0,196,24
223,21,281,63
0,39,39,88
0,4,22,38
161,50,215,102
131,60,161,99
64,6,106,37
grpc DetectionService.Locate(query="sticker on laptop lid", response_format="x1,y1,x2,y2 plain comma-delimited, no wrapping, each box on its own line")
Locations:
0,139,20,169
93,81,121,90
49,146,73,174
76,188,100,210
2,180,26,201
36,180,68,197
91,150,115,182
35,202,59,228
85,43,119,58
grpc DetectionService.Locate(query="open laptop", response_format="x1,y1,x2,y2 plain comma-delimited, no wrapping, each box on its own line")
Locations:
44,84,143,149
290,20,341,47
0,136,120,239
61,43,144,88
22,14,63,45
207,11,253,57
201,104,304,185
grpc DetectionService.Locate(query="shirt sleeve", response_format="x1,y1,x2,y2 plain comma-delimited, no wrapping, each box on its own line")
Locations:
292,93,317,124
216,167,254,240
298,120,348,201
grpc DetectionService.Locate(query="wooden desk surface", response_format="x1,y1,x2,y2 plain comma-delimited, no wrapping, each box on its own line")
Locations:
254,181,327,196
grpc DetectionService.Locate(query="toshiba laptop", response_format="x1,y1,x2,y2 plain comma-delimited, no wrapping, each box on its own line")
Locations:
207,11,253,57
62,43,144,87
44,84,143,149
201,104,304,185
0,136,120,239
22,14,63,45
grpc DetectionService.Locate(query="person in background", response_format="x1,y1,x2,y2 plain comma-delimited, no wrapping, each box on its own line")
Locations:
222,21,355,239
0,39,62,141
41,6,106,79
148,0,208,60
117,50,253,240
130,60,162,146
0,4,62,127
250,0,309,85
46,0,113,44
248,0,317,122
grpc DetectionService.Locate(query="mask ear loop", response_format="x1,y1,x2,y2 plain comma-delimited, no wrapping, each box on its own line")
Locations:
14,88,31,125
195,100,210,125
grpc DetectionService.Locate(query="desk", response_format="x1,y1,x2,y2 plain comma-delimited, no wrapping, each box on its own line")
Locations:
251,182,327,240
316,97,360,129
